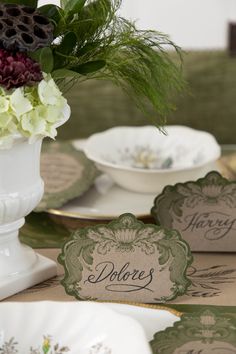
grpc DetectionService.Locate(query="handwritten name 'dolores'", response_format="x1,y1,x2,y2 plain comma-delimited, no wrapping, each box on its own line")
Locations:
85,261,154,293
182,211,236,240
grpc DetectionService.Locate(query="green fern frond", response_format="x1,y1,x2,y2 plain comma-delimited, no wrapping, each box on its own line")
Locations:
35,0,185,124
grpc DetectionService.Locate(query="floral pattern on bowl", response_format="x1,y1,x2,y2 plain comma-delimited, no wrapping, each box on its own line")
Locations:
105,145,174,170
85,126,221,193
85,126,220,172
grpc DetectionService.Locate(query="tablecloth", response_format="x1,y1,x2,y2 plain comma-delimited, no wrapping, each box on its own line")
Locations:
4,248,236,315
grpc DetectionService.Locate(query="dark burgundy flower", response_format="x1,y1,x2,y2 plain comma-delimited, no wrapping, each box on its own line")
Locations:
0,49,43,90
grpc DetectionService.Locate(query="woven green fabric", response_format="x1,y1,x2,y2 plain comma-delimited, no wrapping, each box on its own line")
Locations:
58,51,236,144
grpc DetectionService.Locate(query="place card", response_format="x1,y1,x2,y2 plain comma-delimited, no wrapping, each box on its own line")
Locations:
58,213,192,303
150,308,236,353
152,171,236,252
35,141,98,211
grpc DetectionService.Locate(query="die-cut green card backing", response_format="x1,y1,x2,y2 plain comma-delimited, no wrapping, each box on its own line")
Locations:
58,213,193,303
152,171,236,252
151,308,236,353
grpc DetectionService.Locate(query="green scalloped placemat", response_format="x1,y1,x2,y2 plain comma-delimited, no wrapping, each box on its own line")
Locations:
35,141,98,212
19,212,71,248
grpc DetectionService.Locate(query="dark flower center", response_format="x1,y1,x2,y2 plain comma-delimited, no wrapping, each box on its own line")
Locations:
0,48,43,90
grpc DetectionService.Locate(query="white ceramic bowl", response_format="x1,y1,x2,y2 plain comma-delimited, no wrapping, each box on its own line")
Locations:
0,301,151,354
85,126,221,193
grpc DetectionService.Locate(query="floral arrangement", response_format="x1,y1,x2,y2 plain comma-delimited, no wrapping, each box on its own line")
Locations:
0,0,184,148
0,68,68,148
0,3,69,148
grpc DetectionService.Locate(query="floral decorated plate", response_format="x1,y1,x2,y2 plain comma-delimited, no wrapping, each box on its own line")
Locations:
0,302,152,354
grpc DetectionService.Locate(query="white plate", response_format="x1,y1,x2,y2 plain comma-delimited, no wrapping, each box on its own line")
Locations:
107,303,180,341
0,302,154,354
49,173,156,220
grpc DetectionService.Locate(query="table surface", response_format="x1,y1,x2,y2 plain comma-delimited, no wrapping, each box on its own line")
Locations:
3,248,236,314
3,145,236,314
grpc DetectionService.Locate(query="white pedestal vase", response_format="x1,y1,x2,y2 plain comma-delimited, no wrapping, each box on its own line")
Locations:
0,137,57,300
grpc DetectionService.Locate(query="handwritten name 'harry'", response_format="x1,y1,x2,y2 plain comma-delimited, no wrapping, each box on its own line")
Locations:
182,211,236,240
85,261,154,293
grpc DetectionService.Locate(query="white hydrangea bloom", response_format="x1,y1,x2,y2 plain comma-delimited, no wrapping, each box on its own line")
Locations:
0,74,70,149
0,112,12,128
38,76,64,106
45,123,57,139
0,96,10,113
21,109,47,135
10,88,33,117
45,105,64,123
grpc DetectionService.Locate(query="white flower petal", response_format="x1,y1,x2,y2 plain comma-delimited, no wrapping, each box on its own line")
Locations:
45,123,57,139
10,88,33,116
0,96,9,113
21,110,46,135
38,77,63,106
0,112,12,128
46,105,62,123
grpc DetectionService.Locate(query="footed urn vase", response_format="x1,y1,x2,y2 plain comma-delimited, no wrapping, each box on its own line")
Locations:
0,137,57,300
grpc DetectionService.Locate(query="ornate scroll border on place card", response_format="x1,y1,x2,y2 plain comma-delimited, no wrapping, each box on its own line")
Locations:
151,171,236,252
150,308,236,354
58,213,193,303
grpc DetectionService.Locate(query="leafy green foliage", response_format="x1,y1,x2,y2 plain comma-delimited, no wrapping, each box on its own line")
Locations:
70,60,106,74
30,47,54,73
57,32,77,55
36,0,185,123
63,0,87,17
38,4,63,26
52,68,81,79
